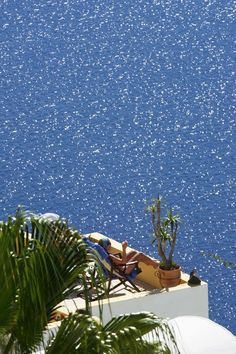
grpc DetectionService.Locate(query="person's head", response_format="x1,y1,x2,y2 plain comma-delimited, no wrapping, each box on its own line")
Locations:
98,237,111,251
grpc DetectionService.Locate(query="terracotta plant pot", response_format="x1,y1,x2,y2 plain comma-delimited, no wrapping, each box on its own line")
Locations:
157,266,181,288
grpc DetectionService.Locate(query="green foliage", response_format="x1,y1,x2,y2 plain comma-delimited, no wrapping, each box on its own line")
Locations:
148,197,180,269
0,207,178,354
44,311,176,354
0,208,88,353
201,251,236,270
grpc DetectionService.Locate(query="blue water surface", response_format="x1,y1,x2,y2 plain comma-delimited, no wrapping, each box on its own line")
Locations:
1,0,235,333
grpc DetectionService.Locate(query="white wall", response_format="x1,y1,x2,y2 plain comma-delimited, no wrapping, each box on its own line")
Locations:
90,283,209,324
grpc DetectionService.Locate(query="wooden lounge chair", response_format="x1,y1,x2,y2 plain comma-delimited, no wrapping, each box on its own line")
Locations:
82,238,142,298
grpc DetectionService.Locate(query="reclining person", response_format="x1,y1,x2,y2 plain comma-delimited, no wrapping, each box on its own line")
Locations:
98,237,158,274
82,236,145,294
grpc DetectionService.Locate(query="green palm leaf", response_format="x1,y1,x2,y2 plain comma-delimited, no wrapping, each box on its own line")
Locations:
0,209,90,353
44,311,176,354
0,208,179,354
44,311,103,354
104,312,175,353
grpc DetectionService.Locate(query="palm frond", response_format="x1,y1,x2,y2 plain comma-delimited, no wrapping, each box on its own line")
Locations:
44,311,103,354
104,312,178,353
44,311,177,354
0,209,91,353
0,208,179,354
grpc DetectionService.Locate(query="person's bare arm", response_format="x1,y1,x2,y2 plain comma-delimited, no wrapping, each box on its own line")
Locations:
108,240,129,265
121,241,128,262
109,254,124,265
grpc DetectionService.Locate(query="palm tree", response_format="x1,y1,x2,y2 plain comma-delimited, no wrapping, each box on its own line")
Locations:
0,207,178,354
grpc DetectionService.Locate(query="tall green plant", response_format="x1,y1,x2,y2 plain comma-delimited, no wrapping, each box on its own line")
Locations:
0,207,178,354
148,197,180,269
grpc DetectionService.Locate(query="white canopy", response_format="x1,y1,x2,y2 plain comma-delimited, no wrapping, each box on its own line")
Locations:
169,316,236,354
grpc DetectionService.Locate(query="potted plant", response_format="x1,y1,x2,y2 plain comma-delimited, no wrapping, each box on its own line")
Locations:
148,196,181,288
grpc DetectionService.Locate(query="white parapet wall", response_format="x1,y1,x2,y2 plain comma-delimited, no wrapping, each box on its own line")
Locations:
94,283,209,324
59,281,208,325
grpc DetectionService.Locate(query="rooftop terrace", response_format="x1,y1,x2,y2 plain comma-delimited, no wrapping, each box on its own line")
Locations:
57,232,209,324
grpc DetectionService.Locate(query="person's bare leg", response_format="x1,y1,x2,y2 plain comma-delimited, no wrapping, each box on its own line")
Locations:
127,251,157,266
125,251,158,274
126,250,138,261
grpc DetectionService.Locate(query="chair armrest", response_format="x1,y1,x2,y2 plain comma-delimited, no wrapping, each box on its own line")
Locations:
112,252,122,259
114,260,139,267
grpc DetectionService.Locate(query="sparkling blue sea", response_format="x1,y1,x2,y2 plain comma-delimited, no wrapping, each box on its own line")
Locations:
1,0,235,334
